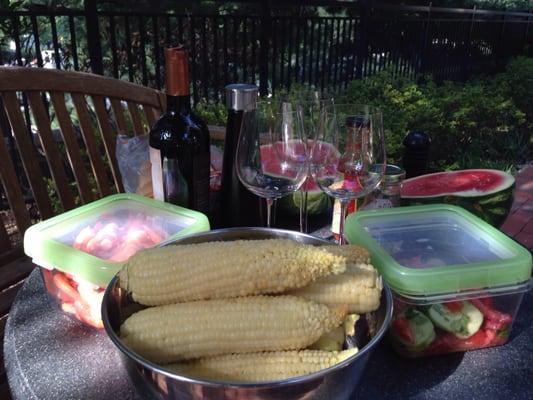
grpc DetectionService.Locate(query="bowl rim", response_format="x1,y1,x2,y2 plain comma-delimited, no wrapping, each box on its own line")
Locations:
102,227,393,389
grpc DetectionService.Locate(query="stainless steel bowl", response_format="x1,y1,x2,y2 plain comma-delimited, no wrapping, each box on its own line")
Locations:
102,227,393,400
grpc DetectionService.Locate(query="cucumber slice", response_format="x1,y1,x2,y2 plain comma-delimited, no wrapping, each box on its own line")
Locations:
455,301,483,339
427,301,483,339
408,327,436,353
427,303,464,333
400,308,436,352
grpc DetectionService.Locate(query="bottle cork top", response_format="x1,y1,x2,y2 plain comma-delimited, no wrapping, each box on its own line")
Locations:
165,46,189,96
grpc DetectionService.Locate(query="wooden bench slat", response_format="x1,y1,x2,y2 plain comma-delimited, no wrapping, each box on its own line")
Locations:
0,222,10,253
27,92,76,211
208,125,226,142
144,105,157,128
0,248,24,268
1,92,54,219
92,95,124,193
50,92,95,205
71,93,113,197
127,102,145,136
0,119,31,236
0,256,34,290
0,67,162,108
110,99,128,135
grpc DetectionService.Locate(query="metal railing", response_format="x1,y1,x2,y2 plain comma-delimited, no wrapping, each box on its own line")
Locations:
0,0,532,103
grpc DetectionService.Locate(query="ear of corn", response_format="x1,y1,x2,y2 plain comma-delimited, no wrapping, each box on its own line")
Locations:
308,326,346,351
287,263,382,314
167,348,358,382
344,314,360,337
119,239,353,306
120,295,346,363
309,313,361,351
324,245,370,264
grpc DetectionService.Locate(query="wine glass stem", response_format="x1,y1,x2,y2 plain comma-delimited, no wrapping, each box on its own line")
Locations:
338,198,348,245
299,188,308,233
266,198,274,228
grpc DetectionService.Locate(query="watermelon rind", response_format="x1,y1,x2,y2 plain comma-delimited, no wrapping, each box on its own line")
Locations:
260,141,337,216
278,190,332,216
400,169,515,227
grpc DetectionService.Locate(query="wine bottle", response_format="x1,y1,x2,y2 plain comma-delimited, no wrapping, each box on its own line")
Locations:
220,84,262,227
149,46,210,215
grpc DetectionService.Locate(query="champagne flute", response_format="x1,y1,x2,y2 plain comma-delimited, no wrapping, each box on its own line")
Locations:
235,103,308,228
310,104,386,244
295,95,335,233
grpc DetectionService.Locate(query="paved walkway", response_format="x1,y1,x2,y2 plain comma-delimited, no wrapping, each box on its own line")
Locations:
500,165,533,251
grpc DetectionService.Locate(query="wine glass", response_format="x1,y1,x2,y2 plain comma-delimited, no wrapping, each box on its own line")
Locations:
310,104,386,244
235,102,308,228
295,95,335,233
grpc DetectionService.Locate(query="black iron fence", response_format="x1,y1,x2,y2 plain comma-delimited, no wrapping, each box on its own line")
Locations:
1,0,532,103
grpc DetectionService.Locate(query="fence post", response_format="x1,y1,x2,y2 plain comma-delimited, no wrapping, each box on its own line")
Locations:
525,8,532,56
462,5,477,81
84,0,103,75
497,9,508,70
419,2,432,76
259,1,271,96
355,0,370,79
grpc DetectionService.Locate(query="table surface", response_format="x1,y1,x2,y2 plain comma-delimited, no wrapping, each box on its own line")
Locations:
4,268,533,400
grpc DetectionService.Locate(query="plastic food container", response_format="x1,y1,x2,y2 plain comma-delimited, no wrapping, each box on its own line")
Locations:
24,193,210,329
345,204,532,357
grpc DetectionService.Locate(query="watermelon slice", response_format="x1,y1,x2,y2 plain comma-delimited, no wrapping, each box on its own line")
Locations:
260,141,334,215
277,176,332,215
400,169,515,227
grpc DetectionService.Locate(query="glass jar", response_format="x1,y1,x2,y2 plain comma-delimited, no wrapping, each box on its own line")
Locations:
361,164,405,209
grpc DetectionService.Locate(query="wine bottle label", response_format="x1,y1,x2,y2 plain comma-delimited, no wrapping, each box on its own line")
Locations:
149,146,164,200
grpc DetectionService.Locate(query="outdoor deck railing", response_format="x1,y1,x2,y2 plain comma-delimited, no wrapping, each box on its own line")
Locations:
1,0,532,102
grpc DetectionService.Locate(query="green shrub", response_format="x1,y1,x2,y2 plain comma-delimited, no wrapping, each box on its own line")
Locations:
193,99,227,126
340,60,532,171
341,72,441,165
428,79,528,171
496,56,533,121
193,57,532,173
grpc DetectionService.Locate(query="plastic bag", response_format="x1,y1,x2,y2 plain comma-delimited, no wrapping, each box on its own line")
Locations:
116,134,153,197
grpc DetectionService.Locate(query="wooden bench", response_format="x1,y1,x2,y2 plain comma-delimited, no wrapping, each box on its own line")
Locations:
0,66,167,397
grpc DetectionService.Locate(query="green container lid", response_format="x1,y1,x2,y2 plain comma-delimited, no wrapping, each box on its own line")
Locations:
345,204,532,298
24,193,210,288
